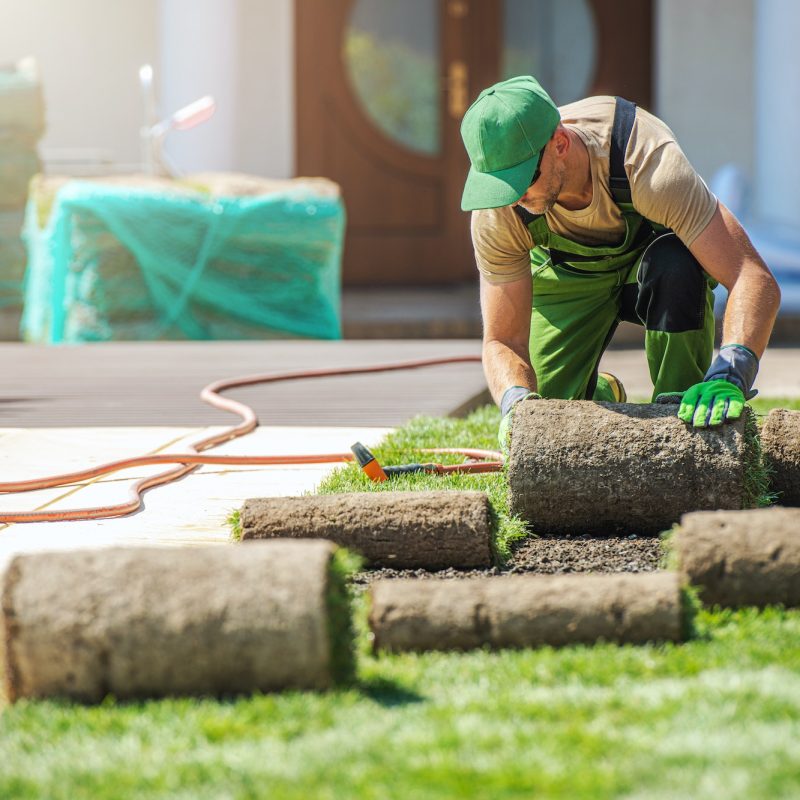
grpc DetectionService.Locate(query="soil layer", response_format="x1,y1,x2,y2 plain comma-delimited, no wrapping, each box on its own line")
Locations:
352,533,662,587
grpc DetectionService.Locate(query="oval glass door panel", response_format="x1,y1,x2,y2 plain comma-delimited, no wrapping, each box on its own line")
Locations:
503,0,596,105
344,0,441,156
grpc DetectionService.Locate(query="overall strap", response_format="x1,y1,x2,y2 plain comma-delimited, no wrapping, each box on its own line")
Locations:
512,204,550,249
513,203,539,228
609,97,637,205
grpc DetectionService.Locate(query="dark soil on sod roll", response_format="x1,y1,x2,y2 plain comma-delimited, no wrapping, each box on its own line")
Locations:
2,541,348,702
351,532,662,587
241,491,494,570
369,572,685,653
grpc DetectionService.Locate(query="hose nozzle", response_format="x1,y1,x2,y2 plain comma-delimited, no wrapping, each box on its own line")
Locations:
351,442,445,481
350,442,388,482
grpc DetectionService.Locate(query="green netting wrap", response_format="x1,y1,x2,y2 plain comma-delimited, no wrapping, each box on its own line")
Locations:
0,58,44,330
21,175,345,342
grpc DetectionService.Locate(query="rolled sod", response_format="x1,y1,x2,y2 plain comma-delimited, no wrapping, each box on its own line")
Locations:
761,409,800,506
369,571,685,652
508,400,758,535
0,540,354,703
675,507,800,607
240,491,495,569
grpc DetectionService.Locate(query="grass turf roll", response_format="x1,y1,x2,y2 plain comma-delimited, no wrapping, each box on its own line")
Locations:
675,507,800,608
369,571,685,653
240,491,495,569
761,409,800,506
508,400,758,535
0,540,355,703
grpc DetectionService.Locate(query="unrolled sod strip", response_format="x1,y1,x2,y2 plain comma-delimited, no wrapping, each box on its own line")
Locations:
1,540,353,703
240,491,495,569
761,409,800,506
675,507,800,607
508,400,758,535
370,571,685,653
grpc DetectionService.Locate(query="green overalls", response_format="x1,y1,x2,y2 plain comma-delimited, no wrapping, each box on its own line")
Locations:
514,98,716,402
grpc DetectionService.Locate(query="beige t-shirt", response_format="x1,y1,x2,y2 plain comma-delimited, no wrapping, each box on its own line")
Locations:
471,96,718,284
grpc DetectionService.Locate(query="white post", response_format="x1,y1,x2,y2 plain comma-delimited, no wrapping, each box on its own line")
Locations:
754,0,800,229
158,0,239,173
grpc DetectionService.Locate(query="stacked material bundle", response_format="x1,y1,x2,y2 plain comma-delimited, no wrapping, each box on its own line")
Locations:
22,173,344,342
0,58,44,339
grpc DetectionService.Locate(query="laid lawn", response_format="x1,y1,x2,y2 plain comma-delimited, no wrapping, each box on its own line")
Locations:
2,608,800,800
2,398,799,799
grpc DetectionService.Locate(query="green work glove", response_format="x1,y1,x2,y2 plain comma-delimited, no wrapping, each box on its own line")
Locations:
677,379,745,427
498,386,541,453
671,344,759,428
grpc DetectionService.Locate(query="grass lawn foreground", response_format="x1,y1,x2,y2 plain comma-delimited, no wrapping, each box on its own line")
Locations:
2,399,800,799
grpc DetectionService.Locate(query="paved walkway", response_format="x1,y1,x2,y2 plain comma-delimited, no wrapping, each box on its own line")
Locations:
0,425,391,571
1,341,798,573
0,340,487,427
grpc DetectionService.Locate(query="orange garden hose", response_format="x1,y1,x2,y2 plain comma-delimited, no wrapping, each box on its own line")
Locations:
0,356,503,523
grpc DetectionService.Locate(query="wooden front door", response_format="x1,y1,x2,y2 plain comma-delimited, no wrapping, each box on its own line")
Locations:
295,0,652,286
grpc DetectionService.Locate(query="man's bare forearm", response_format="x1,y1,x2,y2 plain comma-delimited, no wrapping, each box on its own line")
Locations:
478,274,537,405
720,263,781,358
690,203,781,360
482,338,538,406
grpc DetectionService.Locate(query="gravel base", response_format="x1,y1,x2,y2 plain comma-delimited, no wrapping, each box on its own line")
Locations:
351,533,665,588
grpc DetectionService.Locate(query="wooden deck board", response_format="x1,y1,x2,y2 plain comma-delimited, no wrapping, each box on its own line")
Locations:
1,341,487,427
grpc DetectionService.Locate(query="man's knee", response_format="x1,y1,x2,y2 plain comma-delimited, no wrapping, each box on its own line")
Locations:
635,232,708,333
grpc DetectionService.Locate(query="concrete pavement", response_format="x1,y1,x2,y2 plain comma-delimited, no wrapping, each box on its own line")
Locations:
0,425,392,572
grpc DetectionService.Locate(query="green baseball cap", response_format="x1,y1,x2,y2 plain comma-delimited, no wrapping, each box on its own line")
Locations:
460,75,560,211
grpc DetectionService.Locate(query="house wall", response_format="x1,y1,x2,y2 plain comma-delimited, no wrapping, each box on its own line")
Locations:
0,0,295,178
236,0,295,179
655,0,755,186
0,0,160,169
159,0,241,173
158,0,295,177
754,0,800,229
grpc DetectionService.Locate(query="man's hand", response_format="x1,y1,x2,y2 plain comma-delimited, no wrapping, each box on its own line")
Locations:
673,344,758,428
677,379,745,427
498,386,541,453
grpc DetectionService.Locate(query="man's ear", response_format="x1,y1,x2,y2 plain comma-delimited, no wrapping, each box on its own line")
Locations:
552,126,570,157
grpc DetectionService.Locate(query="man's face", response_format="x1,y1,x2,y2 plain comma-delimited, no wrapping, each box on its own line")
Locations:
514,144,564,215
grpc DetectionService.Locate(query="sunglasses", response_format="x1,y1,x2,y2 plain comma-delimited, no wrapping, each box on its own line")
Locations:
529,148,546,186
